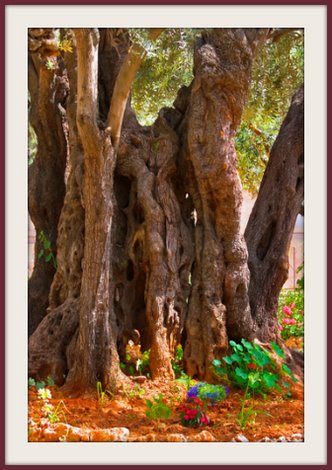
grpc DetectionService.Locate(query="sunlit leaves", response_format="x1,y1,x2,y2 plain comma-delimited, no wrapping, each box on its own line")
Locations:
236,30,304,194
131,28,196,125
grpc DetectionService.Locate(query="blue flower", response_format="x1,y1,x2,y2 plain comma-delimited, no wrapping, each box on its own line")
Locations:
187,385,199,398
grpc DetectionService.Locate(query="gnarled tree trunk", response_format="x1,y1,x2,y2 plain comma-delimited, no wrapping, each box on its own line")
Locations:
28,29,68,336
245,85,304,342
182,29,269,380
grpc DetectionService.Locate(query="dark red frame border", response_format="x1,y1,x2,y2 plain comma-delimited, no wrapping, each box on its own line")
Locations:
1,2,329,469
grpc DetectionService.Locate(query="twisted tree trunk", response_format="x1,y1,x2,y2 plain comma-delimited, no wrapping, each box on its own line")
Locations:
245,85,304,342
28,29,68,336
182,29,269,380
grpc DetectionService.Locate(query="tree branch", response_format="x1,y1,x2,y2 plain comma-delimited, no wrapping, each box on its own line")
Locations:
107,28,164,151
74,28,101,152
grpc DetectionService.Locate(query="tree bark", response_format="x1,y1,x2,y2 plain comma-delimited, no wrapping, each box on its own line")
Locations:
115,103,194,380
28,29,68,336
245,85,304,342
182,29,269,380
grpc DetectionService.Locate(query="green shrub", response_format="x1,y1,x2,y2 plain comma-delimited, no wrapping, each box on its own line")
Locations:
212,339,297,397
145,394,171,420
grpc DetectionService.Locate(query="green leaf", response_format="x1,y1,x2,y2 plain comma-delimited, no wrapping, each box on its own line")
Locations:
262,371,279,388
281,364,292,376
252,349,271,367
248,371,260,387
223,356,234,365
38,249,44,259
235,367,248,380
28,377,36,387
43,239,51,250
229,353,241,363
282,364,298,382
212,359,221,367
47,376,55,386
270,341,285,359
45,253,53,262
241,339,254,352
36,381,46,390
282,381,290,388
229,340,244,352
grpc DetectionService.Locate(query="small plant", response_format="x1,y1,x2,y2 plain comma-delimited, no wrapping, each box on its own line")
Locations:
145,394,171,420
136,349,150,375
236,383,272,430
57,38,73,54
96,381,113,406
28,376,54,390
172,345,184,378
37,387,66,424
45,58,56,70
175,371,195,389
179,397,209,428
38,231,57,269
212,339,297,397
122,384,146,400
187,382,229,405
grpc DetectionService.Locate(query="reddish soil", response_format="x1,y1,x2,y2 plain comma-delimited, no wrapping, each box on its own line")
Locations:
28,380,304,442
28,339,304,443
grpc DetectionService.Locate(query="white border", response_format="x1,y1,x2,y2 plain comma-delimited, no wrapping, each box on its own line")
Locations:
5,5,327,465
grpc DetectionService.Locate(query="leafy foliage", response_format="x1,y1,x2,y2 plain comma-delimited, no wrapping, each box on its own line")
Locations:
96,381,113,406
212,339,297,396
277,263,304,341
37,231,57,269
28,376,55,390
236,30,304,194
131,28,196,125
171,344,184,377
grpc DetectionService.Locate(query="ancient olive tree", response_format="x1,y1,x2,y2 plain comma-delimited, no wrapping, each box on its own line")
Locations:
28,28,304,392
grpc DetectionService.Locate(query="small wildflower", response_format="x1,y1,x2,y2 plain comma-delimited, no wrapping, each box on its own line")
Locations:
282,318,296,325
282,306,292,316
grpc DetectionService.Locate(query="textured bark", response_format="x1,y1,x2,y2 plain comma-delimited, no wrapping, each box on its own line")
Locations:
182,29,269,380
115,103,194,380
28,29,68,336
245,85,304,342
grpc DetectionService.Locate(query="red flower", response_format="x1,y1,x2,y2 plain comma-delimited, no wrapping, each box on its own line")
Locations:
283,318,296,325
200,413,209,425
247,363,257,370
